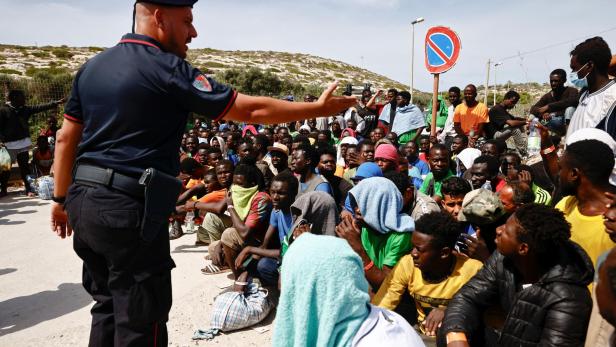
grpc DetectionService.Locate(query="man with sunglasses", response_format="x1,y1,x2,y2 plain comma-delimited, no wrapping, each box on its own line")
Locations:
567,36,616,138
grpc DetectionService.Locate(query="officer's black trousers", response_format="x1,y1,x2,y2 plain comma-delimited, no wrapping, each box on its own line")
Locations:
65,184,175,347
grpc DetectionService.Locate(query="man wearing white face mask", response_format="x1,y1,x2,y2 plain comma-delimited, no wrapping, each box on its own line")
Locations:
567,36,616,139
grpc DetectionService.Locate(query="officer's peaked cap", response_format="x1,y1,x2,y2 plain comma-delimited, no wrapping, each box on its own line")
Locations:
136,0,198,7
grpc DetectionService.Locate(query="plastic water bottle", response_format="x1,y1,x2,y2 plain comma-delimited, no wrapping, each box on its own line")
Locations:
527,118,541,158
185,210,194,233
481,180,493,191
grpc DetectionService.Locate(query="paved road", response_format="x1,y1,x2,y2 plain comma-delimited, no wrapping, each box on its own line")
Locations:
0,193,273,346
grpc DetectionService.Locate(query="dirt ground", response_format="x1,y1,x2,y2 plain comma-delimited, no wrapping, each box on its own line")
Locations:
0,192,274,346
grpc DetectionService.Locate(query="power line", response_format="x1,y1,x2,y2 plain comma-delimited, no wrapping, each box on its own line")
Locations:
499,26,616,62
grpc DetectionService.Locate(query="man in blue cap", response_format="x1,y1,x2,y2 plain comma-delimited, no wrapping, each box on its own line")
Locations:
50,1,355,345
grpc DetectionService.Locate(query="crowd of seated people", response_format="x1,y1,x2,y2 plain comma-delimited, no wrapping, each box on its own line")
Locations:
154,36,616,346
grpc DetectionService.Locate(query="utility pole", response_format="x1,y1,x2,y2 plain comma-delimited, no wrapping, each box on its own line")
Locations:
484,59,491,105
493,62,502,106
410,17,424,103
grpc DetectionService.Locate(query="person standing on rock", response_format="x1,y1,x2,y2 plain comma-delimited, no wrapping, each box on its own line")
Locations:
49,1,355,345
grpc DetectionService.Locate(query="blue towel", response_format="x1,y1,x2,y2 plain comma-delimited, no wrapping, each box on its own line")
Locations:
379,104,426,135
348,177,414,234
273,233,370,347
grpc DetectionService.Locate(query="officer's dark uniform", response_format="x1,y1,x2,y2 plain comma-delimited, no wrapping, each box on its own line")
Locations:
62,2,237,345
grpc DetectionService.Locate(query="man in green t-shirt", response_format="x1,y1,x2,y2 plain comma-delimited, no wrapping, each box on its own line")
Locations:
336,177,414,292
420,144,454,203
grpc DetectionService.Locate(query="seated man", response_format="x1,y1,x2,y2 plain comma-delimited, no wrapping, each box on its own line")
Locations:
233,172,298,286
378,91,425,145
336,177,414,292
214,161,271,279
440,177,472,220
486,91,527,155
182,170,225,246
401,141,430,189
530,68,579,132
384,171,440,221
374,143,400,174
498,181,535,215
469,155,506,192
317,146,352,211
266,142,290,176
373,211,482,337
205,147,223,169
479,139,506,159
439,204,593,347
291,143,333,197
420,144,455,202
343,140,375,182
169,158,207,239
187,160,234,251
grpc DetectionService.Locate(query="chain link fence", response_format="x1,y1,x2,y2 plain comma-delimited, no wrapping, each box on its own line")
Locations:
1,73,71,141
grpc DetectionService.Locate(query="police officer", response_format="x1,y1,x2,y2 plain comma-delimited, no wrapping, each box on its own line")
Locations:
50,1,355,346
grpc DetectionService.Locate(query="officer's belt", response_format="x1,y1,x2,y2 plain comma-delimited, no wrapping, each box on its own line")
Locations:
74,164,145,199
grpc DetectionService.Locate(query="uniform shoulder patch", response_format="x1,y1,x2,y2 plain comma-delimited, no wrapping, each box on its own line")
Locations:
192,74,212,92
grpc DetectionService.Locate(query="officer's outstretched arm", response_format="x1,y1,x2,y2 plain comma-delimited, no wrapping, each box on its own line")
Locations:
223,82,356,124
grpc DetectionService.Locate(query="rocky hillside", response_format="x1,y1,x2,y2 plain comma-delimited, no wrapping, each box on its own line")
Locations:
0,44,414,93
0,44,551,110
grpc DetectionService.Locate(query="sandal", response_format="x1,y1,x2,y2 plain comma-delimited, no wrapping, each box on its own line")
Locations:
201,264,230,275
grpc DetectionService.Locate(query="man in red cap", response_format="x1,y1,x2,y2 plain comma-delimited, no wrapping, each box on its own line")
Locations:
50,1,355,345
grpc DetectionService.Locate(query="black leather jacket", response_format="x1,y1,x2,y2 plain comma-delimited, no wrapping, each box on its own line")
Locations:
439,241,594,347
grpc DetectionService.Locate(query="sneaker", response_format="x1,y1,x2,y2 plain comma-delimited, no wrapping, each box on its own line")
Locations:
169,220,184,240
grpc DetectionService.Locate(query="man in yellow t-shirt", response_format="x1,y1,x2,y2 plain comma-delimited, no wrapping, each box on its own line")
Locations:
372,211,482,337
453,84,489,146
554,139,616,269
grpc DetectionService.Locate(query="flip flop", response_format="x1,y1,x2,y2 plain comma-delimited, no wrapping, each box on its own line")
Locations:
201,264,230,275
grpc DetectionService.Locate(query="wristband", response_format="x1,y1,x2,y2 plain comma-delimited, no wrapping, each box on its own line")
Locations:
446,332,468,344
234,281,248,286
52,196,66,204
364,260,374,272
541,145,556,156
227,205,235,211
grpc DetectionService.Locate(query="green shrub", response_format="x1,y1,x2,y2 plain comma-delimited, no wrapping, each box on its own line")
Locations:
0,68,21,75
52,48,73,59
30,51,50,58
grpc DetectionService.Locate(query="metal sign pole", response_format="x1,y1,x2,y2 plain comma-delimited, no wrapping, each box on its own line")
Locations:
430,73,440,137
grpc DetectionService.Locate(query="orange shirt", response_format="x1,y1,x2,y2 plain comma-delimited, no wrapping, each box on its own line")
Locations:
453,102,489,135
198,189,227,203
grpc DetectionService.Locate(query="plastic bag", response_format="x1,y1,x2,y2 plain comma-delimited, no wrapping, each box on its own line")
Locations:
37,176,54,200
0,147,11,172
210,279,272,332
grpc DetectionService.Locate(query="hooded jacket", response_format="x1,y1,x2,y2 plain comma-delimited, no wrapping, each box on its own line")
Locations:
439,241,594,347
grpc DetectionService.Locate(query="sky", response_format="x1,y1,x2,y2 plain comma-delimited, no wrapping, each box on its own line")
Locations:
1,0,615,92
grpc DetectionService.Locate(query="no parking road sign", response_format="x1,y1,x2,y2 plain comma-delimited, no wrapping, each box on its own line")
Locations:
424,26,461,74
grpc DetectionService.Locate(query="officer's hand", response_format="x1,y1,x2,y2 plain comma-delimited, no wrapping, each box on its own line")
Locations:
317,82,358,115
51,202,72,239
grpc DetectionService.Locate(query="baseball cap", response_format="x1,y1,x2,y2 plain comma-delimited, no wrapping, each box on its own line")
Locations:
352,162,383,181
267,142,289,156
457,188,505,225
